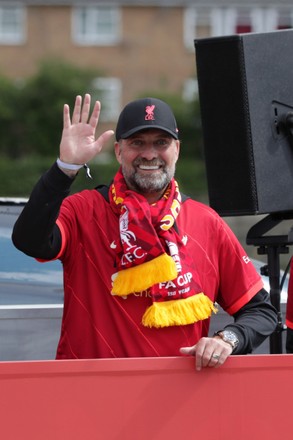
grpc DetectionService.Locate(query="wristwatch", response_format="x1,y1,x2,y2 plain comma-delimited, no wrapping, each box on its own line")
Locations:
214,330,239,351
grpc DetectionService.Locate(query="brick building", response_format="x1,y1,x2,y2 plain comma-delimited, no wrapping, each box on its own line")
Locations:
0,0,292,121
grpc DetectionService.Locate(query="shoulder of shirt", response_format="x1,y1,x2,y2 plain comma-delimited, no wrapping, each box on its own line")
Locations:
181,194,219,214
95,184,110,202
62,186,110,207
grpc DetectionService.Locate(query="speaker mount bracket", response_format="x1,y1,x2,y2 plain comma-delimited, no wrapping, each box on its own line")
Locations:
272,100,293,140
247,211,293,354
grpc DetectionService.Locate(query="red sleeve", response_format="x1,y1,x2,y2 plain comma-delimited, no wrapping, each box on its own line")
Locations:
215,218,264,314
286,259,293,329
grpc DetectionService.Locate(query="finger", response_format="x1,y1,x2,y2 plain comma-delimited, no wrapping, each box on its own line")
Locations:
93,129,115,155
195,345,215,370
208,352,221,367
88,100,101,130
195,349,204,371
81,93,91,123
63,104,71,129
71,95,82,124
179,346,196,356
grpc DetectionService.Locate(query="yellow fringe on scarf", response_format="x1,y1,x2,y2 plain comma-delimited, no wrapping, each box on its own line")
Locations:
141,293,218,328
111,253,177,296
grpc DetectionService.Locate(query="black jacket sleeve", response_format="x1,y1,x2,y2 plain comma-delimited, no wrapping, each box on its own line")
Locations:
223,288,278,354
12,162,75,260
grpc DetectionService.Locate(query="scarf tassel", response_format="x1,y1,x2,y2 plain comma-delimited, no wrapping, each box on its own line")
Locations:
111,253,177,296
141,293,218,328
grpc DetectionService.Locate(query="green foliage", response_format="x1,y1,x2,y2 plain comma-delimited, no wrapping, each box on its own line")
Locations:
0,75,22,157
0,59,207,199
0,59,204,161
0,156,52,195
176,157,208,202
20,59,101,156
0,59,101,158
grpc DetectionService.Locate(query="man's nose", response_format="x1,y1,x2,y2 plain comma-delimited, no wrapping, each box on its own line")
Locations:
140,144,158,160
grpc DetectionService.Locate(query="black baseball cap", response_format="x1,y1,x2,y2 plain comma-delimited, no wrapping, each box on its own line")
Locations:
115,97,179,141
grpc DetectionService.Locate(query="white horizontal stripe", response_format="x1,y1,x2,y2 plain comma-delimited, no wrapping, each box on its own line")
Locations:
0,304,63,310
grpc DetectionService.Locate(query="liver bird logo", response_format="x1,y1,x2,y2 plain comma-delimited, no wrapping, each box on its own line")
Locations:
145,105,155,120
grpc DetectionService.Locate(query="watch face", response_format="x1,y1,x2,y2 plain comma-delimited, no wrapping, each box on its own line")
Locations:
222,331,239,347
223,331,237,342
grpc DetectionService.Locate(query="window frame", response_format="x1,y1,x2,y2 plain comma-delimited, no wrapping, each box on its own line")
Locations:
0,3,26,45
72,5,121,46
92,77,122,122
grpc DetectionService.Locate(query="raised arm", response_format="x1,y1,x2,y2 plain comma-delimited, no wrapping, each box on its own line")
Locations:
12,94,114,259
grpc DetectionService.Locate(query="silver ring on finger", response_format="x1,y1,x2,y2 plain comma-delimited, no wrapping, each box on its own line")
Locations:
212,353,220,360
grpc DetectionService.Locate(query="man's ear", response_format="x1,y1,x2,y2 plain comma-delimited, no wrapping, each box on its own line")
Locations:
114,142,122,164
175,140,180,162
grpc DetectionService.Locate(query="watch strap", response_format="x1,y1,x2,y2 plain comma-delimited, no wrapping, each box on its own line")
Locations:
213,330,239,351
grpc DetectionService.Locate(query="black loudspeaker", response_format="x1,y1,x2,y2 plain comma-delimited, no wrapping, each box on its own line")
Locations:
194,30,293,216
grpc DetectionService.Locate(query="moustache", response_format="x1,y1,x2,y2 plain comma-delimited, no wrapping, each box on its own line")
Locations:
133,159,166,167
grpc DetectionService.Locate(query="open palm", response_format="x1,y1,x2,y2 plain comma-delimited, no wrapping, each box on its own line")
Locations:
60,94,114,165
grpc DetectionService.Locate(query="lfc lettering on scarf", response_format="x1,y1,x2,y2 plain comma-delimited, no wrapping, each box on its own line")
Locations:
121,246,146,265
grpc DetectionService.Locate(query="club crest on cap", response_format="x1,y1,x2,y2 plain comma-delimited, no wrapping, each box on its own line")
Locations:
145,105,155,121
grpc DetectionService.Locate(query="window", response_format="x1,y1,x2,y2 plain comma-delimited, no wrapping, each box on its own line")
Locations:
184,7,211,50
72,5,121,45
251,8,278,33
211,8,279,35
235,10,252,34
210,8,237,36
92,77,122,121
185,6,293,41
0,4,25,44
182,79,198,102
276,9,293,30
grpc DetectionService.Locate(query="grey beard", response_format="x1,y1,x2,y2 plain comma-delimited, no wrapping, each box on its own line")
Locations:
122,164,175,194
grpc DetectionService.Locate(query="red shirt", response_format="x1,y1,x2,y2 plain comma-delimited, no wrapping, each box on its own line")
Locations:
53,189,262,359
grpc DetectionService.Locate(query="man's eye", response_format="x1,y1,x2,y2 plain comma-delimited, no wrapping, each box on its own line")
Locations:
156,139,169,146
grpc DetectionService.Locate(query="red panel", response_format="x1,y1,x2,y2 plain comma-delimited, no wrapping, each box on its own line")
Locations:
0,355,292,439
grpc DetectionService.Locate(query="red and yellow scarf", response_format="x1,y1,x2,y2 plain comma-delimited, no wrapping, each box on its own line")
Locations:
109,168,217,328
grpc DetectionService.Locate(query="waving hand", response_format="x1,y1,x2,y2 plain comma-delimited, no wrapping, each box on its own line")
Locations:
59,94,114,168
